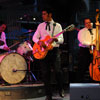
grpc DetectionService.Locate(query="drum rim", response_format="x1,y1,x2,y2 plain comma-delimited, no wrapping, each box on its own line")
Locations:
0,52,26,62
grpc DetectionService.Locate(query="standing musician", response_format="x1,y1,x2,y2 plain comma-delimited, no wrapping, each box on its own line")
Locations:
32,8,64,100
0,21,10,53
77,18,96,82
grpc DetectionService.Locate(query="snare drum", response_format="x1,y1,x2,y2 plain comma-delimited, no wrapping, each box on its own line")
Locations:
17,41,33,55
0,52,27,84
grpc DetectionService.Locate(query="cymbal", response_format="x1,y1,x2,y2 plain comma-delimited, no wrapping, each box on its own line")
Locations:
21,30,34,35
0,40,4,46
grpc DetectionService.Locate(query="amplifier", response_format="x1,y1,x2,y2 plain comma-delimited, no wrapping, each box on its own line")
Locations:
70,83,100,100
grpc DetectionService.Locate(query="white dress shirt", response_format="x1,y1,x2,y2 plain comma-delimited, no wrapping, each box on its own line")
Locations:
32,19,64,47
0,32,8,49
78,27,96,48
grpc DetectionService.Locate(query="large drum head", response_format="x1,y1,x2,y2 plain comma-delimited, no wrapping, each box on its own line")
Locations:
0,53,27,84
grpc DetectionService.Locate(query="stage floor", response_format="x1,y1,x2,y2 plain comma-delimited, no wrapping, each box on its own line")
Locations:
27,95,69,100
0,83,69,100
20,93,69,100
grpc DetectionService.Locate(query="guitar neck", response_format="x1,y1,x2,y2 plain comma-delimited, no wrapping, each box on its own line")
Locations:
54,30,65,38
53,24,75,38
46,30,65,43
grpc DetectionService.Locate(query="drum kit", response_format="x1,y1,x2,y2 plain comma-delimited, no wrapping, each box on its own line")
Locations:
0,31,37,85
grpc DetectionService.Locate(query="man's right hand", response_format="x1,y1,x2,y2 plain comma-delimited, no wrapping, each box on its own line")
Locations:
38,41,46,49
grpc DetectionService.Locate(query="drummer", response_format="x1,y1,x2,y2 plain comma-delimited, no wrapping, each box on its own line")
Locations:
0,21,10,53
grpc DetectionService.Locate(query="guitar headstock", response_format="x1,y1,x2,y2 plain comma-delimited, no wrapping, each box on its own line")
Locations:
64,24,75,32
96,9,99,22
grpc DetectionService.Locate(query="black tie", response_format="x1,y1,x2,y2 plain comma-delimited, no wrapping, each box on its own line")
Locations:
88,29,93,35
45,22,50,31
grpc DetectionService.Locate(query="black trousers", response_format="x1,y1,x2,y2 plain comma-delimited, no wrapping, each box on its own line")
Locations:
39,48,64,96
77,47,93,83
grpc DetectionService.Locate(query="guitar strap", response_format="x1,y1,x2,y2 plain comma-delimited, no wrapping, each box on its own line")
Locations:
52,22,56,37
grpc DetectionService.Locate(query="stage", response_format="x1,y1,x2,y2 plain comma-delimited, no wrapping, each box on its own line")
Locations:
0,83,69,100
0,83,45,100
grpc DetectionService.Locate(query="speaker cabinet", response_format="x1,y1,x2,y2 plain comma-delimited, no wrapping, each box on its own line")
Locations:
70,83,100,100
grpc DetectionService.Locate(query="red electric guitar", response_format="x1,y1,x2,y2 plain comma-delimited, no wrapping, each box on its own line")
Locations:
33,24,75,59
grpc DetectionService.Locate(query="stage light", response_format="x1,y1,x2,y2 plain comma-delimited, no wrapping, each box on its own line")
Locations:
20,17,23,20
33,18,36,21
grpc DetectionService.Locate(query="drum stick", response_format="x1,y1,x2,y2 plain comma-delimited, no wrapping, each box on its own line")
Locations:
9,41,20,49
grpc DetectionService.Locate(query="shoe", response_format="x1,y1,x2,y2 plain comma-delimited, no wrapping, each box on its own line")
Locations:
59,89,64,98
45,96,52,100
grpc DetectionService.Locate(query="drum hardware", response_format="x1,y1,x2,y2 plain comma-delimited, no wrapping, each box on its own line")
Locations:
25,50,37,82
17,49,37,83
11,54,37,83
16,29,36,83
26,59,37,82
12,67,37,81
15,30,34,39
21,30,34,35
16,35,27,39
13,69,27,72
17,41,33,55
25,29,37,82
12,66,37,83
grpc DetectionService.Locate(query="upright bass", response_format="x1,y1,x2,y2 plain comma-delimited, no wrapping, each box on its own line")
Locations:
89,9,100,81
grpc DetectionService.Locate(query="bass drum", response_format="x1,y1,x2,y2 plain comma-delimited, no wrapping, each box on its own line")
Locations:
0,52,27,84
